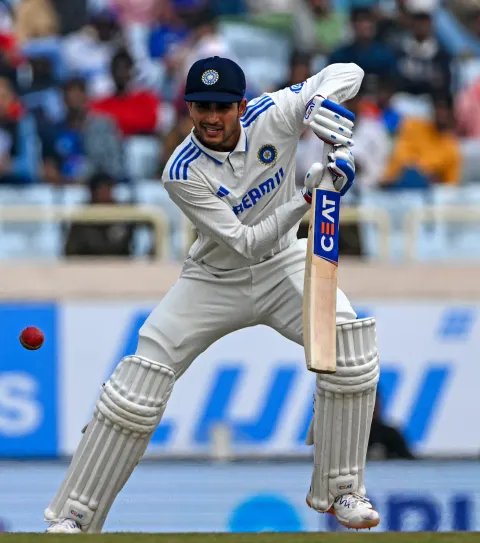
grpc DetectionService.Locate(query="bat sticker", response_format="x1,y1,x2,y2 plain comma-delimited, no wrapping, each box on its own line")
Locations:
313,189,340,265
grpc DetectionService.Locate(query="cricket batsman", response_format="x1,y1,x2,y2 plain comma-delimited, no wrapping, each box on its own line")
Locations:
46,56,380,533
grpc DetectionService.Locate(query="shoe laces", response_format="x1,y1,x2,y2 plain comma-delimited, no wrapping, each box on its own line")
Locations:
335,492,372,508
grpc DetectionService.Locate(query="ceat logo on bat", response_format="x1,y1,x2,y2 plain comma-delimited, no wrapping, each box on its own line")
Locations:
313,188,340,264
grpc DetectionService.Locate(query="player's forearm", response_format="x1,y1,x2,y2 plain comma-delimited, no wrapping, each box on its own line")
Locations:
166,180,308,260
306,62,364,103
236,192,309,259
272,63,364,135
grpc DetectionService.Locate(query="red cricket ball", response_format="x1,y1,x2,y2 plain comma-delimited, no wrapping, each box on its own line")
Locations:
19,326,45,350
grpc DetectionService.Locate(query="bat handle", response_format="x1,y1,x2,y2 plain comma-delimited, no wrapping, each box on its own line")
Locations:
319,142,335,191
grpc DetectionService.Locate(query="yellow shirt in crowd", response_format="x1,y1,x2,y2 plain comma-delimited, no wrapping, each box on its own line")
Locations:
383,118,461,186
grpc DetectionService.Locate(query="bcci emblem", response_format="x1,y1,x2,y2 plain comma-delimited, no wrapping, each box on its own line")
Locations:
289,82,305,94
257,144,277,166
201,69,219,86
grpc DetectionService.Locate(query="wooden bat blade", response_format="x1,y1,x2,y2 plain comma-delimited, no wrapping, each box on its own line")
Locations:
303,185,340,373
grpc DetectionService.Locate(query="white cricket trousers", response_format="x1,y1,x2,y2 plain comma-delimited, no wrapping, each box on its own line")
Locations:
137,238,356,376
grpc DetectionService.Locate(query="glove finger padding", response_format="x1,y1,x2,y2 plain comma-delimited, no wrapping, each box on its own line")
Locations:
304,96,355,147
316,104,355,128
309,119,353,147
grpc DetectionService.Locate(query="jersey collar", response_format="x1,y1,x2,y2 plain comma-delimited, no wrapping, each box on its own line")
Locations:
190,126,248,165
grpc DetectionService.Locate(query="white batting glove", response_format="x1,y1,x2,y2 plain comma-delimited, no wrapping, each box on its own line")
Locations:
302,162,325,204
304,96,355,147
327,145,355,195
302,146,355,204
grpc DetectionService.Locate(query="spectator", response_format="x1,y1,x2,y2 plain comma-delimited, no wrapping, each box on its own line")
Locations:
211,0,248,16
110,0,157,26
455,76,480,139
172,0,211,20
0,1,21,82
64,172,135,257
15,0,59,44
279,50,312,90
41,77,125,185
171,8,235,84
293,0,347,56
375,77,403,136
61,8,124,98
368,394,415,460
382,93,461,188
328,7,398,84
345,93,392,191
245,0,294,14
50,0,88,35
395,0,451,96
160,103,192,170
19,48,64,124
377,0,412,50
0,77,39,184
148,0,189,61
91,47,173,136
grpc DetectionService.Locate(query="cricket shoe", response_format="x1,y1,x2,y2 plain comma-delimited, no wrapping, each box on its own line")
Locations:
333,493,380,529
46,518,82,533
307,492,380,530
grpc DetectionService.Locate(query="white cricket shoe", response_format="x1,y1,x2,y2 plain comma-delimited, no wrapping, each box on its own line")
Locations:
332,493,380,529
46,518,82,533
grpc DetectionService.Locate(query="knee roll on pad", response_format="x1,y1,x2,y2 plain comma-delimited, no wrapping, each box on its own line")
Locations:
308,318,379,511
45,355,175,532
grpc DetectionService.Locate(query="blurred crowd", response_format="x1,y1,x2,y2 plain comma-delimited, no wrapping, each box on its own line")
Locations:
1,0,480,256
0,0,479,187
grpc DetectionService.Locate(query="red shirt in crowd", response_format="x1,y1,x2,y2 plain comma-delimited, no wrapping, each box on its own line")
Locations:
90,90,160,136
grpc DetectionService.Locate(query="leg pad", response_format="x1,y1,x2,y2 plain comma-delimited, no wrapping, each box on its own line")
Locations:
308,318,379,511
45,355,175,532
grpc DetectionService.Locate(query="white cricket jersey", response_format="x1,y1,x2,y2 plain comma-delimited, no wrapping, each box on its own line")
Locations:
163,63,364,270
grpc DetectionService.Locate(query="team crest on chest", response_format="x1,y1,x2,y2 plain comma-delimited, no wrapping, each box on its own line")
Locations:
201,69,219,85
257,144,277,166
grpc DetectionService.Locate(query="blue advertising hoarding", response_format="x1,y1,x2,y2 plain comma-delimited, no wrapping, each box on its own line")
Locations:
0,303,57,456
0,300,479,458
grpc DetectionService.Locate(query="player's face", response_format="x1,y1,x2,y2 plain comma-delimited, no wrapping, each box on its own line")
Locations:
188,99,247,151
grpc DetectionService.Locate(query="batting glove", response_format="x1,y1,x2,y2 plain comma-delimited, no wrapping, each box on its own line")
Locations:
302,146,355,204
302,162,324,204
304,96,355,147
328,145,355,196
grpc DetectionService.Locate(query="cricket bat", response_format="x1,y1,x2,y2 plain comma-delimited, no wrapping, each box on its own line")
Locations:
302,70,363,373
303,143,340,373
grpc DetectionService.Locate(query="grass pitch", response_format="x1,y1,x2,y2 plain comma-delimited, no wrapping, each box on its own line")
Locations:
0,533,478,543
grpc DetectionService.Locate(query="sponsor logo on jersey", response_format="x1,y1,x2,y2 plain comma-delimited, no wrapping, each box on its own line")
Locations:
232,167,284,215
289,82,305,94
201,69,219,86
257,144,277,166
